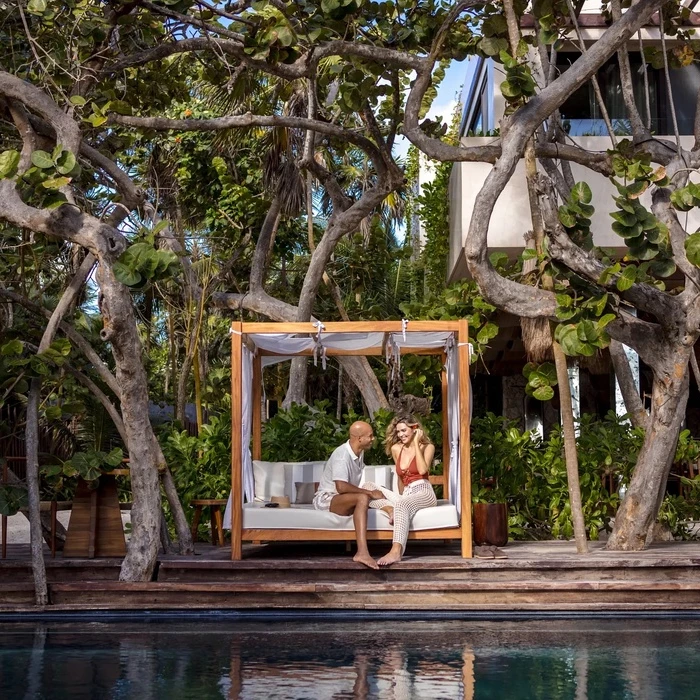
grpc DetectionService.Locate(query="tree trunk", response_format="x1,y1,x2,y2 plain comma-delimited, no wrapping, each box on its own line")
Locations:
96,264,162,581
608,352,690,550
552,342,589,553
25,378,48,605
25,252,96,604
283,357,308,408
609,339,649,430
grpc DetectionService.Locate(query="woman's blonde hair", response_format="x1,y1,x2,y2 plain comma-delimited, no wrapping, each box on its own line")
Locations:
383,414,432,456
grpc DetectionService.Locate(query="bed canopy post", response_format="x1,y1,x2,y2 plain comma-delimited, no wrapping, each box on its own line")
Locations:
252,353,262,461
231,321,243,560
441,351,450,500
458,319,472,558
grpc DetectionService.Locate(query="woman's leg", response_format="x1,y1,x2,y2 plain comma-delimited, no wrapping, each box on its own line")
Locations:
378,483,437,566
363,482,398,520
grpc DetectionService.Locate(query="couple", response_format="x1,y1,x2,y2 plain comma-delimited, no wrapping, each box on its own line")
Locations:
312,415,436,569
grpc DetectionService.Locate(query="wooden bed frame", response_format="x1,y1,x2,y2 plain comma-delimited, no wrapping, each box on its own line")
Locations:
229,320,472,559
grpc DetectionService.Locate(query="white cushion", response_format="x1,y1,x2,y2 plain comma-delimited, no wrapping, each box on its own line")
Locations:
361,465,395,492
282,461,326,501
241,499,458,531
252,461,286,503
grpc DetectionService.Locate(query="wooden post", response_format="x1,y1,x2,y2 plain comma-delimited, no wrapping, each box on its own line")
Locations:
230,321,243,560
458,319,472,558
252,353,262,461
441,351,449,500
1,458,7,559
51,500,57,558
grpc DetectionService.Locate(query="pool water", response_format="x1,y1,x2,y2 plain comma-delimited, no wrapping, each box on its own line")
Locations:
1,618,700,699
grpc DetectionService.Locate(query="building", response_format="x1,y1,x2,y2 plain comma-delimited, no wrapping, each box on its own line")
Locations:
447,4,700,433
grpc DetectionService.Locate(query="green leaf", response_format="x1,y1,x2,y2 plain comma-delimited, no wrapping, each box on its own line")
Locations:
55,151,77,175
86,114,108,127
570,182,592,204
479,37,508,56
523,362,537,380
616,265,637,291
0,485,28,517
489,251,508,267
671,187,695,211
558,206,576,228
41,176,71,189
69,95,87,106
104,100,132,116
610,210,637,227
533,385,554,401
1,339,23,355
576,320,599,343
27,0,47,13
556,324,583,356
685,232,700,267
476,322,499,344
650,259,676,278
103,447,124,468
499,79,521,99
31,150,54,169
0,150,20,179
626,180,648,199
521,248,537,261
113,261,142,287
321,0,340,12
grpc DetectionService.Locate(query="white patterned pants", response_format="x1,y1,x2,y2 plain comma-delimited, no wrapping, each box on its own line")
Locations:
363,480,437,553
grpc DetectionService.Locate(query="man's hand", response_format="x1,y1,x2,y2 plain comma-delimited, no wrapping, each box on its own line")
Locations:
368,489,384,500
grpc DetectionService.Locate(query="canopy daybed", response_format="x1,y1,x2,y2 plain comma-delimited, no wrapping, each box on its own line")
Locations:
225,320,472,560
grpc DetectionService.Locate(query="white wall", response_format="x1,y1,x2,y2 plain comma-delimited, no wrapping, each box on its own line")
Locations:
448,135,700,281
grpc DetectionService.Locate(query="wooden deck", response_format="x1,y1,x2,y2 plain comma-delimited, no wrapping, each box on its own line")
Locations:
2,540,700,612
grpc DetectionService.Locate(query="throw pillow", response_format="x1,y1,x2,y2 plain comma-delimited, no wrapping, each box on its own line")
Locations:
295,481,319,504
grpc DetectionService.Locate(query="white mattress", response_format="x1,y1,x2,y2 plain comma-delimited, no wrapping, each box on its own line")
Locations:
242,500,459,531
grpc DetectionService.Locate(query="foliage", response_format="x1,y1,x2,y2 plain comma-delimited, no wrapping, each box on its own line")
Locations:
414,160,452,297
400,279,499,364
523,362,557,402
160,413,233,508
0,483,28,517
260,402,443,467
44,447,124,487
261,400,347,462
469,411,698,541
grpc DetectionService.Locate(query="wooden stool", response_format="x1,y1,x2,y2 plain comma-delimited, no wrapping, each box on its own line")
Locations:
190,499,228,546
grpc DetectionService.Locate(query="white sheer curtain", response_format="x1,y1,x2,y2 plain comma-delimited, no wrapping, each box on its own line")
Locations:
446,340,461,517
223,346,255,529
446,340,473,518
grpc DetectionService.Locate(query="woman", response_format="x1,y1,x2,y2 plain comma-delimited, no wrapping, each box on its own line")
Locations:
363,414,437,566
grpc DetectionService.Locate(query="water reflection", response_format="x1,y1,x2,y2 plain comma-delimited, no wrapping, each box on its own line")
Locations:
1,619,700,699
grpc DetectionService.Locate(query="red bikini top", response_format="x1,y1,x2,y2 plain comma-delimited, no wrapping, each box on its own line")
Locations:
396,446,428,487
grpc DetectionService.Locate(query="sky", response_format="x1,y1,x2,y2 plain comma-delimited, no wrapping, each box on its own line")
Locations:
392,58,476,162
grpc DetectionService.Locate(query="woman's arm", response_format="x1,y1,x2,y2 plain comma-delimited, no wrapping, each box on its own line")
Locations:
413,430,435,475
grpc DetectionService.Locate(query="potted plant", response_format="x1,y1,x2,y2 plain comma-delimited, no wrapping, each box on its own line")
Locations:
471,414,532,547
472,478,509,547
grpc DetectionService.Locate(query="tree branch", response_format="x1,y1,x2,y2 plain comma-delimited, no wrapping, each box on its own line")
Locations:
111,113,383,164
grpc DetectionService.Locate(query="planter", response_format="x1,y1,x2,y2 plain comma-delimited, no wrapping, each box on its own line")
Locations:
472,502,508,547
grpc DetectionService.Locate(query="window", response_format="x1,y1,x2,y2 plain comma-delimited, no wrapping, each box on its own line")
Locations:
556,52,698,136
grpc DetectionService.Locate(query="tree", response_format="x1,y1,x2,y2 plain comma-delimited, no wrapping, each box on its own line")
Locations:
2,0,697,563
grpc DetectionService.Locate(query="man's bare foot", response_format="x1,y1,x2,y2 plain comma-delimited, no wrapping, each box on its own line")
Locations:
353,552,379,569
377,550,402,567
381,506,394,525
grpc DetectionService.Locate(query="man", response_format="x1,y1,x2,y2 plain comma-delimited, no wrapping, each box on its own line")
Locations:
312,421,383,569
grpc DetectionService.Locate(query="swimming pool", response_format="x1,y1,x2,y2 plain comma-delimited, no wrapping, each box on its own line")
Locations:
1,617,699,699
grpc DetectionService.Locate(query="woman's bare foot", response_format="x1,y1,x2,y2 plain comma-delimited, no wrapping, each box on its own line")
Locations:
353,552,379,569
381,506,394,525
377,544,403,567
